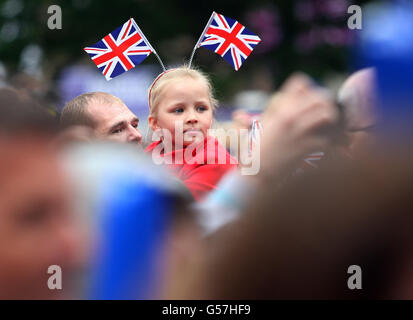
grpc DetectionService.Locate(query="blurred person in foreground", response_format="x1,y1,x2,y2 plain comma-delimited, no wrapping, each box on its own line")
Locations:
58,92,143,145
171,69,413,297
183,142,413,299
170,67,413,299
0,88,86,299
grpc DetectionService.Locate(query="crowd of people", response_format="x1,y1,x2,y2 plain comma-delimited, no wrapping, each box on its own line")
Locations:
0,61,412,300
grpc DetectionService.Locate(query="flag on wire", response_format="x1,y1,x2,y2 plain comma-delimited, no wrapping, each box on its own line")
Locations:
84,18,154,80
193,12,261,71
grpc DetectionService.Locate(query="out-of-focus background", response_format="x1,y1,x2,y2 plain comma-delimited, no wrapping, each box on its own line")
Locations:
0,0,370,129
4,0,413,301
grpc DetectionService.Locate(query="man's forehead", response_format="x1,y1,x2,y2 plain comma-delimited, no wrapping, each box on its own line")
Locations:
87,102,137,125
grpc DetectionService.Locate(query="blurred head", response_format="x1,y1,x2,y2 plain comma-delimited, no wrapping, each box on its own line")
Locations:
148,66,216,147
0,137,85,299
0,88,57,137
338,68,379,157
60,92,142,145
0,89,85,299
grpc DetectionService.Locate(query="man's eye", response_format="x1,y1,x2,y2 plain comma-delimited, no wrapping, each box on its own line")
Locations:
112,128,123,134
132,123,138,128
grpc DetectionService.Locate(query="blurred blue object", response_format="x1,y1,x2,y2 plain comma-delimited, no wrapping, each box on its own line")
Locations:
62,142,190,300
88,174,174,300
357,1,413,133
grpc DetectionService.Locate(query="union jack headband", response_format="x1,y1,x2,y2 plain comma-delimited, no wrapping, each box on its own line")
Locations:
147,12,261,108
84,13,260,81
148,69,175,111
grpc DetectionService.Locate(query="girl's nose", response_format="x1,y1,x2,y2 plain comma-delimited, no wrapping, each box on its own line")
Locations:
186,118,198,124
185,110,199,124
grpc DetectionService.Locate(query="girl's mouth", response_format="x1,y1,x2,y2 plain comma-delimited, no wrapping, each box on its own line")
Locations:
183,128,202,134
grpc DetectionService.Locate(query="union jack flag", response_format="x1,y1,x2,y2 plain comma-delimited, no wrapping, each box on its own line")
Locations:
84,18,153,80
198,12,261,71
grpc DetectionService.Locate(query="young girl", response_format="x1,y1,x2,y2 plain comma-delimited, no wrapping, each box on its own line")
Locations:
145,66,238,201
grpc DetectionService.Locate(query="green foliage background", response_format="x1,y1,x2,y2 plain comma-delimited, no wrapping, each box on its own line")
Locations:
0,0,370,101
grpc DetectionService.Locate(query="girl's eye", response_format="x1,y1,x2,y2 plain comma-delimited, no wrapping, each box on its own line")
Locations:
197,106,207,112
174,108,184,114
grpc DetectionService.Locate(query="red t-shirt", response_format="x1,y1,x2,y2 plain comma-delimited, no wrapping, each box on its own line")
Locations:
145,136,238,201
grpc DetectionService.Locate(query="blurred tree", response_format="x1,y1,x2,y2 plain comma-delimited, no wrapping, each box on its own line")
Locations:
0,0,372,101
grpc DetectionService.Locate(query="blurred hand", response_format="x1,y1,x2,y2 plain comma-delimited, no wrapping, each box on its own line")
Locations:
257,73,339,181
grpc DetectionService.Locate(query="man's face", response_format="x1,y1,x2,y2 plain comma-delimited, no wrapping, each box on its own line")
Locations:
87,102,143,145
0,136,85,299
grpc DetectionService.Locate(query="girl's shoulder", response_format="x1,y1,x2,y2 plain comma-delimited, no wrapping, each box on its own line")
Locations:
202,136,238,166
145,140,162,153
145,137,238,167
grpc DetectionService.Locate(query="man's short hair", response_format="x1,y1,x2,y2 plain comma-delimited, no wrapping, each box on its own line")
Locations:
60,92,125,129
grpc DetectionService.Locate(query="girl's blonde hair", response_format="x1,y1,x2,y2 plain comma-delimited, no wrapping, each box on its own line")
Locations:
148,65,218,115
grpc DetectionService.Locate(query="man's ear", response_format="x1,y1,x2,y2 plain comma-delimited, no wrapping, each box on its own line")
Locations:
148,115,158,131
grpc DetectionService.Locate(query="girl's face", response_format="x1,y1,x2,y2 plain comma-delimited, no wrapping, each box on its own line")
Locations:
150,76,213,147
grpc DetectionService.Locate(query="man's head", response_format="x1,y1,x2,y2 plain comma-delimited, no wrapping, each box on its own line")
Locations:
60,92,142,144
